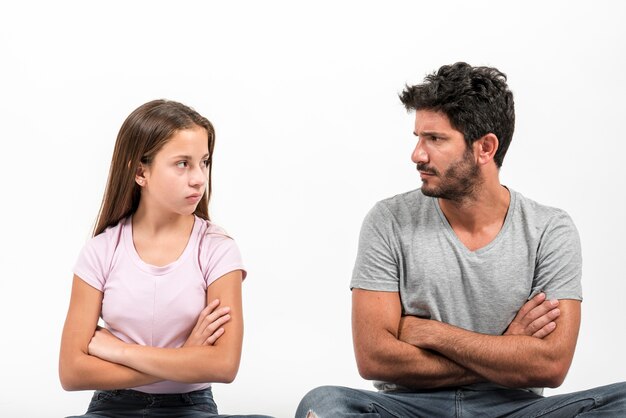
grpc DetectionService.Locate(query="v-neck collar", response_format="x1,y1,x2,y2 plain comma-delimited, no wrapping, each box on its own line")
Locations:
432,187,516,256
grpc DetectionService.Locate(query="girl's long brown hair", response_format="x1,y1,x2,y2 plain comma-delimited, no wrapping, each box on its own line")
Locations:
93,100,215,236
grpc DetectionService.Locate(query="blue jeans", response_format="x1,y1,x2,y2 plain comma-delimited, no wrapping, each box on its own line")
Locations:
66,387,274,418
296,382,626,417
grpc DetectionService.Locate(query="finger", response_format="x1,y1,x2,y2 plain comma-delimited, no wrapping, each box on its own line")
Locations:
525,299,559,323
202,314,231,337
189,300,221,334
527,307,560,334
205,306,231,323
195,304,228,332
198,307,231,331
516,292,546,320
532,321,556,338
201,299,221,317
205,327,225,345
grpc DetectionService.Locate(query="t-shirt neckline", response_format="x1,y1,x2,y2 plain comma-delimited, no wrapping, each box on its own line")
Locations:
433,187,516,256
123,215,201,276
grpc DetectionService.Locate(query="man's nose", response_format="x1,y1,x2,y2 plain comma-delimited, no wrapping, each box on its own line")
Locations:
411,139,428,164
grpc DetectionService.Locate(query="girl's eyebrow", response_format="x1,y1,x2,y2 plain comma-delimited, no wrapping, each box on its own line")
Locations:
170,153,210,160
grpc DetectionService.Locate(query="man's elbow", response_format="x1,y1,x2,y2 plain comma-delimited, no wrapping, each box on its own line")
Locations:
541,362,569,388
356,360,376,381
510,361,569,389
354,349,385,381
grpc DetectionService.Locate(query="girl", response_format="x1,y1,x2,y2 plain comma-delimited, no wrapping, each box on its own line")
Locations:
60,100,272,418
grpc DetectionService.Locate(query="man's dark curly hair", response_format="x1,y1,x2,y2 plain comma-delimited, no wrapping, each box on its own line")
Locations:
400,62,515,168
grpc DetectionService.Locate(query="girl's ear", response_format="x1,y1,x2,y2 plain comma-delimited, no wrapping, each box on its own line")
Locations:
135,163,147,186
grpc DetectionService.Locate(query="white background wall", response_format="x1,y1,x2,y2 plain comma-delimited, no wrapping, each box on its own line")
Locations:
1,1,625,417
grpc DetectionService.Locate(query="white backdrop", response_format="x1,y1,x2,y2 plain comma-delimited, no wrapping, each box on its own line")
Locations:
1,1,625,417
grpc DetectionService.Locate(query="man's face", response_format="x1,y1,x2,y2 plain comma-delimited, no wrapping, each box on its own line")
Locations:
411,110,482,201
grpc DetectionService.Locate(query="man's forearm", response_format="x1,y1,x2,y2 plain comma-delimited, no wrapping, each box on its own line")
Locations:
386,341,485,389
355,328,484,389
413,319,569,388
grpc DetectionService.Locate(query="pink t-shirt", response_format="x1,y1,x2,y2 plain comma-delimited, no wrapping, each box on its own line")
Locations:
73,215,246,394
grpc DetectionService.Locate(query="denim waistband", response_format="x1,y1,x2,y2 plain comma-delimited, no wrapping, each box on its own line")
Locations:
97,387,213,402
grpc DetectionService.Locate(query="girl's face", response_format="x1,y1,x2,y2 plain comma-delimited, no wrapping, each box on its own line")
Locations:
138,125,209,217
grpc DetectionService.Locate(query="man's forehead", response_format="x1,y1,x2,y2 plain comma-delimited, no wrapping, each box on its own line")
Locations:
414,109,456,134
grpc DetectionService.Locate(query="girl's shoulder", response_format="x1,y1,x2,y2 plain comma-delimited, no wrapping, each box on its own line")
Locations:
194,217,246,282
196,217,234,241
83,218,127,257
74,218,128,289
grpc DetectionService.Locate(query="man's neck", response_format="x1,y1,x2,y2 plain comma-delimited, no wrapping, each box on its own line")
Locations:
438,181,511,251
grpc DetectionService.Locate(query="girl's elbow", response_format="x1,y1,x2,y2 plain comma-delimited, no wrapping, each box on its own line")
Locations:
217,367,238,384
193,351,241,384
214,356,241,383
59,367,82,391
59,353,93,391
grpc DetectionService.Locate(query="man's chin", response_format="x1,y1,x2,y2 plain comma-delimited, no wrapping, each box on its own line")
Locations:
420,186,442,198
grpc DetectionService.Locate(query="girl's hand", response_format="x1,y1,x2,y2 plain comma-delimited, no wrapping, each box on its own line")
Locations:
88,327,127,363
183,299,231,347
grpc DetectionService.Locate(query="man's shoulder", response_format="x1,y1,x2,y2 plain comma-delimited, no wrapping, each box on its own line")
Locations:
375,188,431,216
511,189,576,229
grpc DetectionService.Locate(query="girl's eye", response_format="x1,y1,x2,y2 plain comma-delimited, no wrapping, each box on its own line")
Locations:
176,161,188,168
202,159,210,167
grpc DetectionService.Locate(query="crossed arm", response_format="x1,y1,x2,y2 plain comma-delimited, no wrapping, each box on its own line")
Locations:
352,289,580,390
59,270,242,391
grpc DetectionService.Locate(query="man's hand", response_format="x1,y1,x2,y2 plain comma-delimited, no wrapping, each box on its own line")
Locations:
398,316,432,347
183,299,231,347
399,292,560,347
504,292,560,338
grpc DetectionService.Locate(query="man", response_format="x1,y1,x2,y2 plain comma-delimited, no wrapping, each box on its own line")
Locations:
296,63,626,417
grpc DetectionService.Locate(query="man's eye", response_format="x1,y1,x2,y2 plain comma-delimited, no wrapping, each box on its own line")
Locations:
176,161,188,168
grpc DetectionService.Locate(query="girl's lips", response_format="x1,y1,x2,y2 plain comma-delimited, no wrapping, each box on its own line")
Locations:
186,194,202,202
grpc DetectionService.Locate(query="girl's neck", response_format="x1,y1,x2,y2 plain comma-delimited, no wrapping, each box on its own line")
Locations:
132,206,195,237
130,208,196,267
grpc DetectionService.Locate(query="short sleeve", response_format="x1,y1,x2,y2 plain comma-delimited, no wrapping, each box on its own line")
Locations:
532,210,583,301
350,202,401,292
199,233,247,286
73,233,114,292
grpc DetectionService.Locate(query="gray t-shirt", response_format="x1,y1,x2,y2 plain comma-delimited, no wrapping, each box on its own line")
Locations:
350,188,582,392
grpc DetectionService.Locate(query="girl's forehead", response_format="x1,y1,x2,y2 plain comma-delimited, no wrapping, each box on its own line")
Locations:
159,127,209,155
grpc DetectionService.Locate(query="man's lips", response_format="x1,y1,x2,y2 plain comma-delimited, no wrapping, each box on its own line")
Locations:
417,165,437,177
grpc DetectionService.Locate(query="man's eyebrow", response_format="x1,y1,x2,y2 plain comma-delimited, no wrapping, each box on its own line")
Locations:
413,131,448,137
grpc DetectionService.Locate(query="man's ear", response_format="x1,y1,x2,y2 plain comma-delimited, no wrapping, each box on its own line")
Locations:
474,133,499,165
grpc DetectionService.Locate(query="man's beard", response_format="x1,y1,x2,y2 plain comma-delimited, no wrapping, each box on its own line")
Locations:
417,149,482,202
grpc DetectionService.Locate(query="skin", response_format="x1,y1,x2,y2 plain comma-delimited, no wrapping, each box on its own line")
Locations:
352,110,580,389
59,126,243,390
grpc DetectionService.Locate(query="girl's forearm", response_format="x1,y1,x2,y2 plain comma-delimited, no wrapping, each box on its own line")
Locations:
60,350,161,391
113,343,241,384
